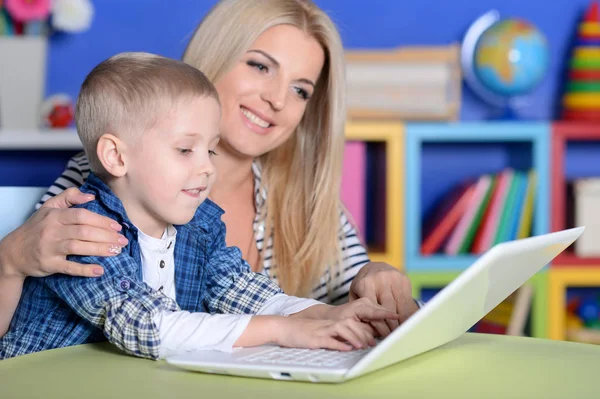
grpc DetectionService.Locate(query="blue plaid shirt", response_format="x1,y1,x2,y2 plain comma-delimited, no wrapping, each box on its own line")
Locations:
0,173,282,360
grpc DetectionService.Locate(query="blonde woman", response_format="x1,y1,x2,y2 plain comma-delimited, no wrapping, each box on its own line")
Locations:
0,0,419,338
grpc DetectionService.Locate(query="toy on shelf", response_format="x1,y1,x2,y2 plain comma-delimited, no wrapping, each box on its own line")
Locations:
565,289,600,344
40,93,75,128
561,1,600,121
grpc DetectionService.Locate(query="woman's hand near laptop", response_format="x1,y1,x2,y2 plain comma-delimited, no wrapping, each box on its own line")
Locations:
349,262,420,335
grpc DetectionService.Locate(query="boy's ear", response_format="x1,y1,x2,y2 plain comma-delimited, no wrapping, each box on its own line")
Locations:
97,134,128,178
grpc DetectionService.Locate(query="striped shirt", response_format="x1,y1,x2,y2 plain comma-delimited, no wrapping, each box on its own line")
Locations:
38,153,370,305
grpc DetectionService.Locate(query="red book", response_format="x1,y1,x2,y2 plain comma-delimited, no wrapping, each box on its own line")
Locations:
421,181,475,255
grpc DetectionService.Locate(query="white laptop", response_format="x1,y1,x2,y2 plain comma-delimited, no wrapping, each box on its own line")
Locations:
166,227,585,383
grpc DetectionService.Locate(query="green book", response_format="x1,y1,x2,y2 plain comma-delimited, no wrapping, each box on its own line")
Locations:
493,171,521,245
458,175,495,254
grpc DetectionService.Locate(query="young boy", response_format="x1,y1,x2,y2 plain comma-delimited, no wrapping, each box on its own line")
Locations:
0,53,399,360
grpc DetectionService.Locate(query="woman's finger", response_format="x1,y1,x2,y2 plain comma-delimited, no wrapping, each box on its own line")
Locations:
60,239,124,258
55,260,104,277
60,208,121,232
41,187,92,209
352,301,400,323
369,320,391,338
356,305,400,322
62,225,128,246
379,290,401,330
393,278,415,322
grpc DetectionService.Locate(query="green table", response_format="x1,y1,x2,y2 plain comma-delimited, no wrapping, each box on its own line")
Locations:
1,333,599,399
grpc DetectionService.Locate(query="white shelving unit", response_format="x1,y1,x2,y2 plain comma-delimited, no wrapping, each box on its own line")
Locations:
0,129,82,150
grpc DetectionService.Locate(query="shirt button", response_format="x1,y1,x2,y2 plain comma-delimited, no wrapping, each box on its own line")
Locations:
159,260,165,269
159,286,164,291
119,279,131,291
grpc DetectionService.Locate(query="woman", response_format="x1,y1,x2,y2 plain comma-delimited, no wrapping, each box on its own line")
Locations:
0,0,418,338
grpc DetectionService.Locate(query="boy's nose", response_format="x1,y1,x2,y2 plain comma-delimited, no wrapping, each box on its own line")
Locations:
199,161,215,177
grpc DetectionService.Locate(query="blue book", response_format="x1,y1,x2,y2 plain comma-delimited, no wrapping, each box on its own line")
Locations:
508,171,528,241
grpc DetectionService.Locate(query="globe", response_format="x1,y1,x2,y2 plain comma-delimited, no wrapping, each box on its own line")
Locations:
462,11,550,117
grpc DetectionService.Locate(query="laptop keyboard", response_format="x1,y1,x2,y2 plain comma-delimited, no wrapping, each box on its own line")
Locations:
238,347,372,367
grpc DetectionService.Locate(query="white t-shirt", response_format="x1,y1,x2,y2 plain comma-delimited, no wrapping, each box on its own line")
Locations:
136,226,321,359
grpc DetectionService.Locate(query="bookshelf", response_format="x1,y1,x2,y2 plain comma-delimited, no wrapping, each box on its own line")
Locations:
551,122,600,266
404,122,550,271
0,129,81,150
344,121,404,269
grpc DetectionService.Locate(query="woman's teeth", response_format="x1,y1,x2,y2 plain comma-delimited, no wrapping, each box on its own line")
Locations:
242,107,270,128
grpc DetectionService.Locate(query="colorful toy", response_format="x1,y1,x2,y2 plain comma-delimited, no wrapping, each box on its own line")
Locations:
561,1,600,120
40,93,74,128
577,296,600,324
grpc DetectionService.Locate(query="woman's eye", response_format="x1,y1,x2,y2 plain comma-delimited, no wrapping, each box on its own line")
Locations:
208,150,217,157
178,148,193,156
247,60,268,73
294,87,310,100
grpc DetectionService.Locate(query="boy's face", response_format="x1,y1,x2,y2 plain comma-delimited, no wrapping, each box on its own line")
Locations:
124,95,220,234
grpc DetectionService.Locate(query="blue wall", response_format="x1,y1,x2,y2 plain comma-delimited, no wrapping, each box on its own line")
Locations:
4,0,597,192
45,0,593,120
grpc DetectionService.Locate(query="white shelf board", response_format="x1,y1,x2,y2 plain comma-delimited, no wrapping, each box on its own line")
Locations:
0,129,82,150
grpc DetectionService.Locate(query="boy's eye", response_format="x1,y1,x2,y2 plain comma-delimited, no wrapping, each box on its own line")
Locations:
178,148,193,156
247,60,268,73
208,150,217,157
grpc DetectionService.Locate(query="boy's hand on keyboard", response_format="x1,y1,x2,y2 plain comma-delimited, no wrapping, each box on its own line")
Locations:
298,298,401,337
276,318,376,352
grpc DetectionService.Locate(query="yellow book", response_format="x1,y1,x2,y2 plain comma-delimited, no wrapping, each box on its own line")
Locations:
517,169,537,239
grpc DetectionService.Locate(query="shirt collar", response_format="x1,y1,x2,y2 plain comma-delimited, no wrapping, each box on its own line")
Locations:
136,225,177,253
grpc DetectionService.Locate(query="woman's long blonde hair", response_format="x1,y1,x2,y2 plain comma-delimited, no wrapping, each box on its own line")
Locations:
183,0,346,297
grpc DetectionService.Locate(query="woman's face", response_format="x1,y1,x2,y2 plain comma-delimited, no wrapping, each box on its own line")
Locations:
214,24,325,158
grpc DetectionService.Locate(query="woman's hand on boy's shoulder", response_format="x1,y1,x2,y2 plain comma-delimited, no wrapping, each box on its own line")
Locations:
349,262,419,332
0,188,125,280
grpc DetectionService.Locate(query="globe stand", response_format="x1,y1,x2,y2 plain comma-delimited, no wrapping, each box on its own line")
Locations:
492,106,519,120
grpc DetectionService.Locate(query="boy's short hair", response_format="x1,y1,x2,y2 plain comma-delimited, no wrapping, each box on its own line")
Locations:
75,52,219,175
